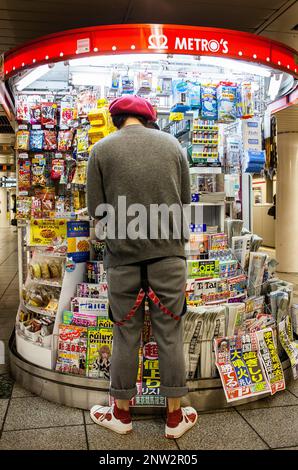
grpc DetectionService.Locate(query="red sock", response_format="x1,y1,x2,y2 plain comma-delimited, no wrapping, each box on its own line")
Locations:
114,402,132,424
167,408,183,428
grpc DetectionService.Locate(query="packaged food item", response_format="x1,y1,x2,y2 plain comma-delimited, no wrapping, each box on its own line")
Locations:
41,261,51,279
137,71,153,94
31,197,43,219
77,90,97,117
51,158,65,181
60,97,77,128
72,161,87,185
41,102,57,126
111,71,120,90
34,188,56,218
30,263,42,279
16,131,30,150
30,130,44,151
200,84,217,120
55,196,65,216
76,128,89,154
30,105,41,124
217,82,237,123
16,95,29,122
58,130,73,151
18,159,31,191
31,156,47,187
44,130,57,150
16,196,32,220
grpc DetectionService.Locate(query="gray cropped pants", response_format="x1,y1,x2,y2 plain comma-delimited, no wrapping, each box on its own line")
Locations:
107,256,188,400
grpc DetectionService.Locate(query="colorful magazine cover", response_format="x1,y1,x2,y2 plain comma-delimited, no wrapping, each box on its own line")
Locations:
214,334,271,402
55,324,87,375
86,326,113,379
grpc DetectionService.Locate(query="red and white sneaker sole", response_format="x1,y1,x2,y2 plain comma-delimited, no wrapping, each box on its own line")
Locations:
165,413,198,439
90,406,133,435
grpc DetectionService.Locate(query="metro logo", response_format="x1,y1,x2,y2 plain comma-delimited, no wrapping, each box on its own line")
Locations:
175,37,229,54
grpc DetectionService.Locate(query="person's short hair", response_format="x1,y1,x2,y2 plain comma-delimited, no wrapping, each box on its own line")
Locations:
147,121,160,130
112,113,148,129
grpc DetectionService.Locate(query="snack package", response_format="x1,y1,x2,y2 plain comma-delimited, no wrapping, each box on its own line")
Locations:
30,130,44,151
51,158,65,181
41,102,57,126
30,105,41,125
217,82,237,123
31,156,47,187
16,95,29,122
72,161,87,185
77,90,98,117
60,98,77,128
55,196,65,216
35,188,56,218
43,130,57,151
16,131,30,150
18,159,31,191
16,196,32,220
200,84,217,120
31,197,43,219
58,130,73,151
76,128,89,154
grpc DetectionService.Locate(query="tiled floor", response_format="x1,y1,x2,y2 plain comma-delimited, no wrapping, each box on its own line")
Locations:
1,229,298,450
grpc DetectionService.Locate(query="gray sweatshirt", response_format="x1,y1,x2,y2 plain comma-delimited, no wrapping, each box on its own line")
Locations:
87,124,191,268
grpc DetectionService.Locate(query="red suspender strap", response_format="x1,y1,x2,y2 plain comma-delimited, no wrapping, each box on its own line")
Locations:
147,287,181,321
113,289,146,326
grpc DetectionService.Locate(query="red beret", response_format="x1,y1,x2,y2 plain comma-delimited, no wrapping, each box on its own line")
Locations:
109,95,156,121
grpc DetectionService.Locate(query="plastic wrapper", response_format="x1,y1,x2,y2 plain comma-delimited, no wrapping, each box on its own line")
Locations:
76,128,89,154
16,196,32,220
237,81,254,119
31,156,47,187
60,98,77,128
31,197,43,219
217,82,237,122
41,102,57,126
200,84,217,120
77,90,97,117
188,82,201,109
16,95,30,122
58,130,73,151
72,161,87,185
18,159,31,191
43,130,57,151
51,158,65,181
16,131,30,150
29,130,44,151
30,105,41,124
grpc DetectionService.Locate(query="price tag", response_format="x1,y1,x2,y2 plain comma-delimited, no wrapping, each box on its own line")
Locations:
19,191,29,196
45,124,55,129
18,153,29,159
32,124,41,130
18,124,28,130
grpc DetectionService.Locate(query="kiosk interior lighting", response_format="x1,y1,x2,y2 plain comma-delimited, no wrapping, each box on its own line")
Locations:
16,65,50,91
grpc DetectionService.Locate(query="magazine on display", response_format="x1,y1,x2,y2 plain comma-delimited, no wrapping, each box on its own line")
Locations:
86,326,113,379
231,235,251,270
214,334,271,402
278,315,298,380
247,252,267,294
55,325,87,375
255,328,285,394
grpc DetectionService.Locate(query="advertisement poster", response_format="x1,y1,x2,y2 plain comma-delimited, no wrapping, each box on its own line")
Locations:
29,219,67,246
187,259,220,279
67,221,90,262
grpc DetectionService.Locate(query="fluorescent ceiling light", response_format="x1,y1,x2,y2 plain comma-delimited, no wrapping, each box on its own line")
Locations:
199,57,272,77
268,74,283,100
71,72,104,86
16,65,50,91
69,53,197,68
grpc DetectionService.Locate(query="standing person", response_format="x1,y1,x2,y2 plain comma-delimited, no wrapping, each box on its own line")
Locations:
87,95,197,439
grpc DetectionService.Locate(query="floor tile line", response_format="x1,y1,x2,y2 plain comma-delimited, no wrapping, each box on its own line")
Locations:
273,444,298,450
287,389,298,399
82,410,90,451
0,250,18,268
3,423,86,433
234,407,271,449
234,403,298,412
0,272,18,302
0,380,14,441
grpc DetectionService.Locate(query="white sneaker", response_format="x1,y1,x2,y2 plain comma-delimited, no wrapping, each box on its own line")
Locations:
90,404,133,435
165,407,198,439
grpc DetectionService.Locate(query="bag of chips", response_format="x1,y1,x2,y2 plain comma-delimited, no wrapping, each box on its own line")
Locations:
76,128,89,154
31,156,47,187
30,130,44,151
51,158,65,181
30,105,41,124
58,130,73,151
41,102,57,126
16,196,32,220
18,159,31,191
16,131,30,150
44,130,57,151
